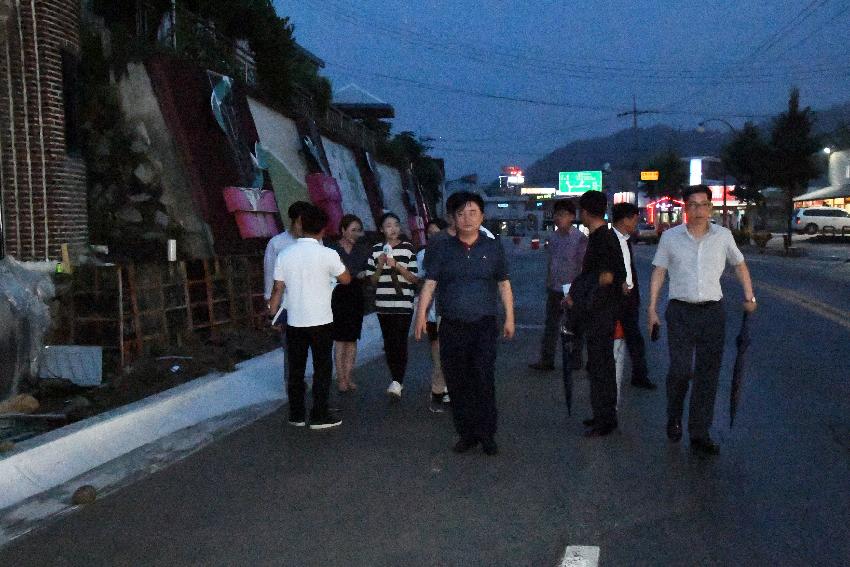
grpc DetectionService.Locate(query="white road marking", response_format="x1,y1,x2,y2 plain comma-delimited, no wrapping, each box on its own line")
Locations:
515,324,544,330
559,545,600,567
753,280,850,333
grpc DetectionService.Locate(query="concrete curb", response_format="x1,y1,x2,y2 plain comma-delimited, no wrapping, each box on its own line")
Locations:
0,313,388,512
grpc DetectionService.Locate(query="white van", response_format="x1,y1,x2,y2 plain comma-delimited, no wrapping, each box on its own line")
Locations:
792,207,850,234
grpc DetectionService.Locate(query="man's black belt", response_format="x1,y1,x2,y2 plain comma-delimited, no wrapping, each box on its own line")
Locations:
670,299,720,307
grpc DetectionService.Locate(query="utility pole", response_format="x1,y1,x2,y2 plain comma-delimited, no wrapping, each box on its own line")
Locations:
617,95,659,195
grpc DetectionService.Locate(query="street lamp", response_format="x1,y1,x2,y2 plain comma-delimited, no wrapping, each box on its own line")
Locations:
698,118,739,228
823,147,832,155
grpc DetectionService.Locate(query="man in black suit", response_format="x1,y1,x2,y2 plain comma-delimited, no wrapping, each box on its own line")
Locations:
611,203,656,390
569,191,626,437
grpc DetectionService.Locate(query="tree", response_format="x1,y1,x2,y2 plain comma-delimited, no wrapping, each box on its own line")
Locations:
768,88,821,241
643,148,688,199
722,122,772,229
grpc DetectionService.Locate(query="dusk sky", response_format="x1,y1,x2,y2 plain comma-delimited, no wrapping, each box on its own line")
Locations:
273,1,850,180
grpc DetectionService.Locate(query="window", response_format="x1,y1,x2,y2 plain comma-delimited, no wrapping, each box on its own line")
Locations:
61,50,81,156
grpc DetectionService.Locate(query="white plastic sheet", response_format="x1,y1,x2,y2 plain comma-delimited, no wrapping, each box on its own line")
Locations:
0,258,54,398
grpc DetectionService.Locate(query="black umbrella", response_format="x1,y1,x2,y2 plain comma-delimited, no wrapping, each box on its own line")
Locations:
730,311,752,427
560,309,575,416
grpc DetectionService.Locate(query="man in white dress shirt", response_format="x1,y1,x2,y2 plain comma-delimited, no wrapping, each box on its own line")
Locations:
648,185,757,455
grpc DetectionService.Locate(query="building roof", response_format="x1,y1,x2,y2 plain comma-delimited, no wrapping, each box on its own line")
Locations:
333,103,395,120
294,42,325,69
332,83,394,119
794,184,850,201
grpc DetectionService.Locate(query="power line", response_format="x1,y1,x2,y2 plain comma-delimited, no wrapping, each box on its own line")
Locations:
327,58,779,121
766,3,850,61
324,59,622,111
432,116,622,144
744,0,827,61
301,0,849,84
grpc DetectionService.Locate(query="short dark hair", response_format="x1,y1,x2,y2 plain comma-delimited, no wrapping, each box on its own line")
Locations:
426,218,448,231
449,191,484,216
339,214,362,233
378,212,402,231
683,185,712,202
612,202,639,223
578,190,607,218
299,203,328,235
553,199,576,215
288,201,312,222
445,192,464,218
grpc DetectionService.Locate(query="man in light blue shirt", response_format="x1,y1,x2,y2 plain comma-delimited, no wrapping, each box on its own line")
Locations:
529,199,587,371
648,185,756,455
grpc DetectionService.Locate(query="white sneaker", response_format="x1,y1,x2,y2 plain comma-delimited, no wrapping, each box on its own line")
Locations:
387,380,403,398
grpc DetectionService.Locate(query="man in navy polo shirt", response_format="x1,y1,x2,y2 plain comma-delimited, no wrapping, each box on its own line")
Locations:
415,191,515,456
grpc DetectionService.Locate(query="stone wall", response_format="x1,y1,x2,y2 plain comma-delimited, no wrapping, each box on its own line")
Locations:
0,0,88,261
116,63,213,259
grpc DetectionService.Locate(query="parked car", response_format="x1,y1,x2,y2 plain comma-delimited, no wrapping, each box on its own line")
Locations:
634,222,659,243
792,207,850,235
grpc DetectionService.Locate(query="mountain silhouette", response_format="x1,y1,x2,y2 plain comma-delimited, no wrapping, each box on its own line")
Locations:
523,101,850,187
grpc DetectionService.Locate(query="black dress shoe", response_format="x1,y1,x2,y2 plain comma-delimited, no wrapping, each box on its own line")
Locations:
631,378,657,390
582,417,596,427
666,418,682,442
529,362,555,371
690,437,720,455
481,438,499,456
452,438,479,453
583,423,617,437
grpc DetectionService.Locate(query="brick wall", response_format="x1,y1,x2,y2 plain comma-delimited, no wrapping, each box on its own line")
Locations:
0,0,87,261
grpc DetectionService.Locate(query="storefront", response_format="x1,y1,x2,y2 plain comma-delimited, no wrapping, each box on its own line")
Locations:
794,185,850,212
482,195,542,236
795,149,850,211
645,196,685,228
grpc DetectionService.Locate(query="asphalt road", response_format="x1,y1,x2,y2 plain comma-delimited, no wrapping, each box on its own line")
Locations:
2,241,848,566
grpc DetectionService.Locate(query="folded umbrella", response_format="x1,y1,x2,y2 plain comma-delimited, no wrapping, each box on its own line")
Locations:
560,308,575,416
730,311,752,427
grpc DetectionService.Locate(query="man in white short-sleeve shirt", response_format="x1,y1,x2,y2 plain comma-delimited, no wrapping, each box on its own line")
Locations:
268,204,350,430
648,185,756,455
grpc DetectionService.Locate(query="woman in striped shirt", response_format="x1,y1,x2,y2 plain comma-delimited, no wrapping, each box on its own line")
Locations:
366,212,419,399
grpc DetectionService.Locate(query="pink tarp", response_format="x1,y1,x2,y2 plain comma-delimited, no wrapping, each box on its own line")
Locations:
306,173,344,236
222,187,280,238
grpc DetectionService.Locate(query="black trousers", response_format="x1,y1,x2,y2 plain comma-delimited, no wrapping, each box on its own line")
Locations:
585,302,618,426
440,316,499,442
620,301,649,383
286,323,333,421
541,289,582,367
665,300,725,439
377,313,412,382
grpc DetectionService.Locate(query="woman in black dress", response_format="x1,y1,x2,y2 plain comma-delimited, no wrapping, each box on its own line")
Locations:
327,214,370,392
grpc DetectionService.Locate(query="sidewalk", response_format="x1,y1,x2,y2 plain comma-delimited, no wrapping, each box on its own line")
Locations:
0,311,388,542
755,232,850,261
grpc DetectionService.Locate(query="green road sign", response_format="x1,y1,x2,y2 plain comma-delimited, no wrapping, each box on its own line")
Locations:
558,170,602,194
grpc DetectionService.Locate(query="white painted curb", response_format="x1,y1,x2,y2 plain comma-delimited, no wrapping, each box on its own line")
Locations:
0,313,390,511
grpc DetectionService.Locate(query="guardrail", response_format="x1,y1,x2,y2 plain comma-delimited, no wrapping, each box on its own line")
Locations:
820,225,850,238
